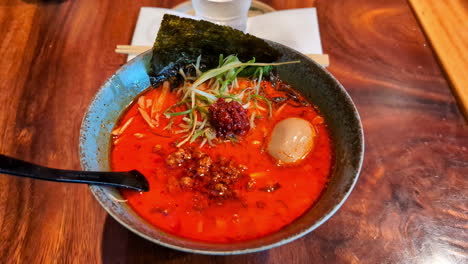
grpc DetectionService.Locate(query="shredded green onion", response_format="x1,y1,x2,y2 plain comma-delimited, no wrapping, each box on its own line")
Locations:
250,94,273,118
165,108,194,117
162,54,300,147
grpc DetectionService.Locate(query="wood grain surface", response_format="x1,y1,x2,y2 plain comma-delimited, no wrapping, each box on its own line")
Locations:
408,0,468,119
0,0,467,263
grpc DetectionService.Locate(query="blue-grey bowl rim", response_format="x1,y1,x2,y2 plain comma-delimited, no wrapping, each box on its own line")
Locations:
79,42,364,255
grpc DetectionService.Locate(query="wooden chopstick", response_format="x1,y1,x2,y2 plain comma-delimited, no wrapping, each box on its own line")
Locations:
115,45,330,67
116,45,149,53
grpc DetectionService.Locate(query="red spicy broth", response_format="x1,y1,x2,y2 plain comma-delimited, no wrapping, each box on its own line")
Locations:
110,79,333,243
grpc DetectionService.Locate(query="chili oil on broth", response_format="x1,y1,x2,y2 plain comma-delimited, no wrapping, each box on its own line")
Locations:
110,79,333,243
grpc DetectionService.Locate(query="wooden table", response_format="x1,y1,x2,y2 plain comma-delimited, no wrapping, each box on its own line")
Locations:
409,0,468,118
0,0,467,263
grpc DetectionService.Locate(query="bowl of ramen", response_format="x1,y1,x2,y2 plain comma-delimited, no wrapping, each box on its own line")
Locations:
80,15,363,254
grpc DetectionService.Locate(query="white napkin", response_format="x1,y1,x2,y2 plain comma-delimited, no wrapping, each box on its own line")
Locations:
246,8,322,54
128,7,322,61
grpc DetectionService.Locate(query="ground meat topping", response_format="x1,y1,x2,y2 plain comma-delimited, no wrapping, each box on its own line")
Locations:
166,147,250,200
209,98,250,138
166,148,192,167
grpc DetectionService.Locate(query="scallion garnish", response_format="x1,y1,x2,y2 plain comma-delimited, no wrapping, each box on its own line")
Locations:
163,55,299,147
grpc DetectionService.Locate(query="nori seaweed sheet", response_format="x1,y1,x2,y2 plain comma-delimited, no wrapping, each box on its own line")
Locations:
150,14,280,86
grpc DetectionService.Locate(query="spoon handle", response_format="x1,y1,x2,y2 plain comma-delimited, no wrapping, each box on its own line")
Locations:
0,154,149,191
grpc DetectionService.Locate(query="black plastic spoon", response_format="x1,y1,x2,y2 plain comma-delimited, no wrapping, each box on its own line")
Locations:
0,154,149,191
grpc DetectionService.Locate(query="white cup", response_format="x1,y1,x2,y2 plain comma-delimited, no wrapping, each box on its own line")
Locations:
192,0,252,31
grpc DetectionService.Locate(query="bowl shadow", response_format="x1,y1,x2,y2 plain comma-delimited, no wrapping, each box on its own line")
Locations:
101,215,271,263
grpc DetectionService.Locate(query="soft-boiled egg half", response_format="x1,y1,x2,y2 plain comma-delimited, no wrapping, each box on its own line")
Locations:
267,117,316,164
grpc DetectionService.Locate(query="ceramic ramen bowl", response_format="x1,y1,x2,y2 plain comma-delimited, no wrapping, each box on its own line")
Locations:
79,41,364,254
